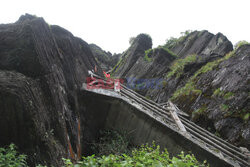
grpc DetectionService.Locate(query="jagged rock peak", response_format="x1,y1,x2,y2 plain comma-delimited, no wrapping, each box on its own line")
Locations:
17,13,41,22
133,33,153,50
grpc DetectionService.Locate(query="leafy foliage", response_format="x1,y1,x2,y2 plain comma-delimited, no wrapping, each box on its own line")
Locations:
0,144,28,167
164,37,179,49
64,142,208,167
144,49,153,62
0,133,208,167
91,130,133,156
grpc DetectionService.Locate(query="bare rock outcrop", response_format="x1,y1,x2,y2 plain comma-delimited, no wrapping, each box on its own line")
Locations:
0,14,101,166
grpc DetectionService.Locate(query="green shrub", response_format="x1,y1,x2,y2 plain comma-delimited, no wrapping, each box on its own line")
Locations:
144,49,153,62
164,37,179,49
64,142,208,167
0,144,28,167
91,130,133,156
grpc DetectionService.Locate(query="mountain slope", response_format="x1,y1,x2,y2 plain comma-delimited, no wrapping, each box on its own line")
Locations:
112,31,249,149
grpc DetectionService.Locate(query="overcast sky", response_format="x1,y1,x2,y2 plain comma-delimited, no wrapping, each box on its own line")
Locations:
0,0,249,53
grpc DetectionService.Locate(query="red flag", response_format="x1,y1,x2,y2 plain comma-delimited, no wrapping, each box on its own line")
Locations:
103,71,110,78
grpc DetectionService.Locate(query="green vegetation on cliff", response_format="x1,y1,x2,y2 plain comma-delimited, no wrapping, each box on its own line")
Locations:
63,130,208,167
144,49,153,62
0,144,27,167
234,40,249,49
164,30,193,49
171,50,236,101
1,130,208,167
192,105,207,121
143,46,177,63
166,54,197,78
65,144,207,167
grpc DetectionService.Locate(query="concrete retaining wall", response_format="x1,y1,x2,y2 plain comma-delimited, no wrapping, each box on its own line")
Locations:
78,90,234,167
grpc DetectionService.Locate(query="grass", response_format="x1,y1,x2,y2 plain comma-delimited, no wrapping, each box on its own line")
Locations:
220,104,229,111
171,81,202,101
144,46,177,63
166,54,197,78
164,30,193,49
191,50,235,80
156,46,177,58
213,88,225,97
111,55,125,74
171,50,237,102
223,92,234,100
213,88,234,100
192,105,207,121
234,40,249,49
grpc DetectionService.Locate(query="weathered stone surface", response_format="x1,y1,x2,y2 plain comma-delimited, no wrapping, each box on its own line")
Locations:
0,14,101,166
90,44,121,71
173,45,250,149
112,33,152,77
112,30,249,148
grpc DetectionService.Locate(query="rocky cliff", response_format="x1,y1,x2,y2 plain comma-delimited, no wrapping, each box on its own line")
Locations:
112,31,249,149
0,14,102,166
90,44,121,71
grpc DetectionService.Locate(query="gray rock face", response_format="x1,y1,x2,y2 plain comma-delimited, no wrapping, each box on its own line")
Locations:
113,31,233,100
173,45,250,148
148,31,234,102
112,31,249,148
0,14,101,166
113,33,152,78
89,44,121,71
